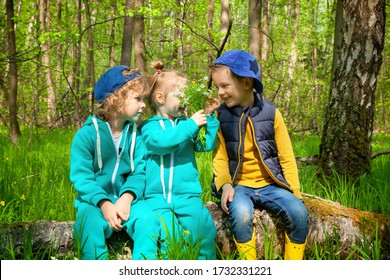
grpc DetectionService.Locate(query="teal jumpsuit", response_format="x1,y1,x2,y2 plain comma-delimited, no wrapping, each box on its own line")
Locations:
141,115,219,260
70,116,159,260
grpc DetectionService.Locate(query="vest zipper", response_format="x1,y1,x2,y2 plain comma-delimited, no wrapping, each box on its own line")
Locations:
248,118,291,191
232,111,247,183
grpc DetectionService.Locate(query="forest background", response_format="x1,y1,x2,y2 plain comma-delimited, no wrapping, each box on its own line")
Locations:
0,0,389,260
1,0,389,138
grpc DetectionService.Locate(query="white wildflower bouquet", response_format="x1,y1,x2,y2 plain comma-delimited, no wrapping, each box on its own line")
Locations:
178,77,218,148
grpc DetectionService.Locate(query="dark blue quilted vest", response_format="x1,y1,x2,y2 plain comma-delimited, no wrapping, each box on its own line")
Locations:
216,93,290,188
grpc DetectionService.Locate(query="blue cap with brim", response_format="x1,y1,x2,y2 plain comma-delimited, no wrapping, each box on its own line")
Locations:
214,50,263,94
94,65,141,103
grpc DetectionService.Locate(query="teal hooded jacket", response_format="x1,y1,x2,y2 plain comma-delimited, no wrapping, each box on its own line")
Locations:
141,115,219,203
70,116,146,209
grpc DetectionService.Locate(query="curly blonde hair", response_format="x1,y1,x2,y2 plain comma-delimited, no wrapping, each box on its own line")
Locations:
95,75,150,121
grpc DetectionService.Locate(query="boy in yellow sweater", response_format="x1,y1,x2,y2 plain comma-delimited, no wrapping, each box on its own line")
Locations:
210,50,309,260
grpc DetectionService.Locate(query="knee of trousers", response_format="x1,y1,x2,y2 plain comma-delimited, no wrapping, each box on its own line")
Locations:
288,205,309,231
74,203,107,233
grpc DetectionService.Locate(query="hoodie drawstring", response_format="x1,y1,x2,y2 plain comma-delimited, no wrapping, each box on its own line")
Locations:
93,117,136,197
92,117,103,171
129,123,137,173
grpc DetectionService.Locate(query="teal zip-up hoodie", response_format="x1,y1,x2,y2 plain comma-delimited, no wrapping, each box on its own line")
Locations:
141,115,219,202
70,116,146,209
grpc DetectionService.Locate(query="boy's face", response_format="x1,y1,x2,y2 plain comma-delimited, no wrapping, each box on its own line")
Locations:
212,66,254,108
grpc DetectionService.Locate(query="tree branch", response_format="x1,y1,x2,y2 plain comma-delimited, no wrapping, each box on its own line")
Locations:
372,150,390,159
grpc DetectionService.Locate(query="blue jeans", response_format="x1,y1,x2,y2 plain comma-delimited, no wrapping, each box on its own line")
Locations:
228,184,309,244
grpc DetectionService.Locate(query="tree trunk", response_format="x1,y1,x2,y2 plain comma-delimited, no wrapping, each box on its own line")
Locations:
120,0,134,67
174,0,184,70
134,0,146,72
72,0,83,128
207,0,215,66
248,0,261,61
6,0,21,144
220,0,230,35
109,0,117,67
83,0,96,115
260,0,269,63
285,0,299,112
318,0,385,179
39,0,56,127
1,195,388,259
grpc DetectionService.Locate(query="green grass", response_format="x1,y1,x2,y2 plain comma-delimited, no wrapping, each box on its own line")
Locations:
0,128,76,222
0,128,389,259
293,132,390,215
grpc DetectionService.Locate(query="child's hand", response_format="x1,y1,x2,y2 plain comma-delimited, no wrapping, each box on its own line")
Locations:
190,110,207,127
99,200,123,231
204,97,220,115
115,192,134,222
221,184,234,214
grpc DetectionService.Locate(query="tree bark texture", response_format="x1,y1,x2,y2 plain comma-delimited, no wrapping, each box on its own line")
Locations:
134,0,146,72
120,0,134,67
6,0,21,144
207,0,215,66
318,0,385,178
248,0,261,61
83,0,96,116
220,0,230,35
1,194,389,259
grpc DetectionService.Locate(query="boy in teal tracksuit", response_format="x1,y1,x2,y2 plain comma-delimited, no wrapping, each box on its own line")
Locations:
140,61,219,259
70,66,159,260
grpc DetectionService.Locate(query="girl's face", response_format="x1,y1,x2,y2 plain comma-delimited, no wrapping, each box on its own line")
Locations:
158,79,188,120
212,66,254,108
121,91,146,123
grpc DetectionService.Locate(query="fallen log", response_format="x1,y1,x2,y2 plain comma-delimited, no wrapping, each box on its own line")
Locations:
210,193,390,259
1,193,389,259
295,150,390,165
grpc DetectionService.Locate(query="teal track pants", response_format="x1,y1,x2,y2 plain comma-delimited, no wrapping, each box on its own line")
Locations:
73,200,160,260
147,196,217,260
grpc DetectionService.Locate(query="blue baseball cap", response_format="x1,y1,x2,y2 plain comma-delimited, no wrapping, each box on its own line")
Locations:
93,66,141,103
214,50,263,94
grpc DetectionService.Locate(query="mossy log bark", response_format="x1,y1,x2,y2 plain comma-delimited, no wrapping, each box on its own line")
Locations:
210,193,390,259
1,193,389,259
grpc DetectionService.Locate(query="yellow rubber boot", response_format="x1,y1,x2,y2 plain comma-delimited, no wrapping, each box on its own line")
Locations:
234,230,257,260
284,233,306,260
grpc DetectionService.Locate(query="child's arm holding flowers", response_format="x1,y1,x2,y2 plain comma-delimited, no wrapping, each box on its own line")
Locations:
179,78,220,151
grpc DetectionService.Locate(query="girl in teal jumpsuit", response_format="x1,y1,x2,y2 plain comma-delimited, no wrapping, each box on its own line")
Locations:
141,61,219,260
70,66,160,260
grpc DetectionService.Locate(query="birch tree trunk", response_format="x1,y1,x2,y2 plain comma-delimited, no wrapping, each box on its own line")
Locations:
318,0,385,179
220,0,230,35
39,0,56,127
285,0,299,111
